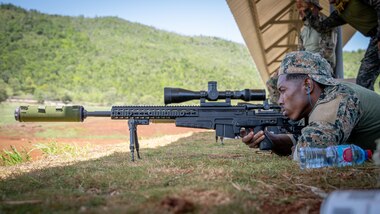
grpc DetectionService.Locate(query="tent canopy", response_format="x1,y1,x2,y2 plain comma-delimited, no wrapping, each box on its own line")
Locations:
227,0,356,83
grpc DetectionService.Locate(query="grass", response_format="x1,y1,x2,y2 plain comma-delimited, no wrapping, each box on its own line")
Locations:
0,146,31,166
0,132,378,213
0,142,89,166
34,127,83,139
33,141,89,157
34,127,128,140
0,102,20,126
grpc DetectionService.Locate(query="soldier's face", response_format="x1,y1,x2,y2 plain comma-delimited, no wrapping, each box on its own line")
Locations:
277,75,309,121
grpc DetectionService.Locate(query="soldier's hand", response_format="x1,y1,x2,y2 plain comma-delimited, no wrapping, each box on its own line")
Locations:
296,0,308,9
296,0,308,17
241,130,265,148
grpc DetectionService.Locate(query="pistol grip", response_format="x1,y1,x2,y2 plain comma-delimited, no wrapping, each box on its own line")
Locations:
259,132,273,150
253,126,273,150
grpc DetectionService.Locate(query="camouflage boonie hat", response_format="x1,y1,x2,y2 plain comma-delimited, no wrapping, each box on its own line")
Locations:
304,0,323,10
278,51,338,86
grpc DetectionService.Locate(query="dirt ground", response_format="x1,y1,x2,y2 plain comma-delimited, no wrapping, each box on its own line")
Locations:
0,118,204,160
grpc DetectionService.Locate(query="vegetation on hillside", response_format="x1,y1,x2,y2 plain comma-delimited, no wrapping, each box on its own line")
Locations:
0,4,260,105
342,49,380,91
0,4,377,105
343,49,365,77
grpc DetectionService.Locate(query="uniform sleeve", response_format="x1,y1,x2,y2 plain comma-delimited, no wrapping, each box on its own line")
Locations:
361,0,380,40
304,9,346,33
296,93,361,148
320,27,338,68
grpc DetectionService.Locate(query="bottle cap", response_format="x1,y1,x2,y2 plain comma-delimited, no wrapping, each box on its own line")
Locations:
365,150,372,160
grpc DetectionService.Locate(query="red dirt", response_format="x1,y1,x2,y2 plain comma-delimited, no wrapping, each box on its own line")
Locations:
0,118,203,160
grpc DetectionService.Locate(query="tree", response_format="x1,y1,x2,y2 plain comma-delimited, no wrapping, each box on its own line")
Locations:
61,93,72,104
0,80,8,103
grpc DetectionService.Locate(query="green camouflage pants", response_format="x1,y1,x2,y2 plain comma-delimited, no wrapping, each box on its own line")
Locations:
356,36,380,91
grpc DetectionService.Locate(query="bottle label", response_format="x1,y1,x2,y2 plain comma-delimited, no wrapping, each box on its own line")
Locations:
336,145,353,166
343,148,353,162
336,145,365,166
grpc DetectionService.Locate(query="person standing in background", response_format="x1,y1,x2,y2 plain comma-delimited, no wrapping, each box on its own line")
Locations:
266,0,338,105
301,0,380,91
297,0,338,73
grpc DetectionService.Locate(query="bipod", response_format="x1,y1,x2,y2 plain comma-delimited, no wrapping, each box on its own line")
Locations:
128,119,149,161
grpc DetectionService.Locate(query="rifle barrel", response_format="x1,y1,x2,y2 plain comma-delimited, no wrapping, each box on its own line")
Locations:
85,111,111,117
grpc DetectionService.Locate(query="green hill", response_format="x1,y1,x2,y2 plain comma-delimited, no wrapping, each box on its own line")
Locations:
0,4,261,105
343,49,365,77
342,49,379,92
0,4,376,104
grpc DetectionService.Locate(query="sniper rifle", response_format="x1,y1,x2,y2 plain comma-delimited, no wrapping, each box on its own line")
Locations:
14,81,303,161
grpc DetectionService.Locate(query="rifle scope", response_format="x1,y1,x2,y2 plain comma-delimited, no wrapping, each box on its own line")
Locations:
164,81,266,104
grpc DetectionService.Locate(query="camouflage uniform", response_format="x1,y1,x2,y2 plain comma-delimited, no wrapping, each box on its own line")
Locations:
266,73,279,104
298,0,338,70
278,51,380,152
303,0,380,90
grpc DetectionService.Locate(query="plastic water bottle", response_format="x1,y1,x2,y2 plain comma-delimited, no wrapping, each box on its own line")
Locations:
298,144,372,169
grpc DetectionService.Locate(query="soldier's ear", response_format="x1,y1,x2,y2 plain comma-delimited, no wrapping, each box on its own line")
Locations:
304,78,313,94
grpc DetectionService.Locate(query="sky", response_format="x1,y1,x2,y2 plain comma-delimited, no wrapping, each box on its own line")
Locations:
0,0,369,51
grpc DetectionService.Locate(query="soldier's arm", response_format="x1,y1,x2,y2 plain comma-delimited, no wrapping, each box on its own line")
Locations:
242,131,293,156
361,0,380,41
266,133,294,156
304,9,346,33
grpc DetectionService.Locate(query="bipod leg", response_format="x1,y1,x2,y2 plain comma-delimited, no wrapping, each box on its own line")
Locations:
128,119,149,161
215,135,224,145
134,129,141,159
128,119,137,161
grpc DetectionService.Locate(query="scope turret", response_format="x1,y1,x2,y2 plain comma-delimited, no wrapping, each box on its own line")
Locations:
164,81,266,105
